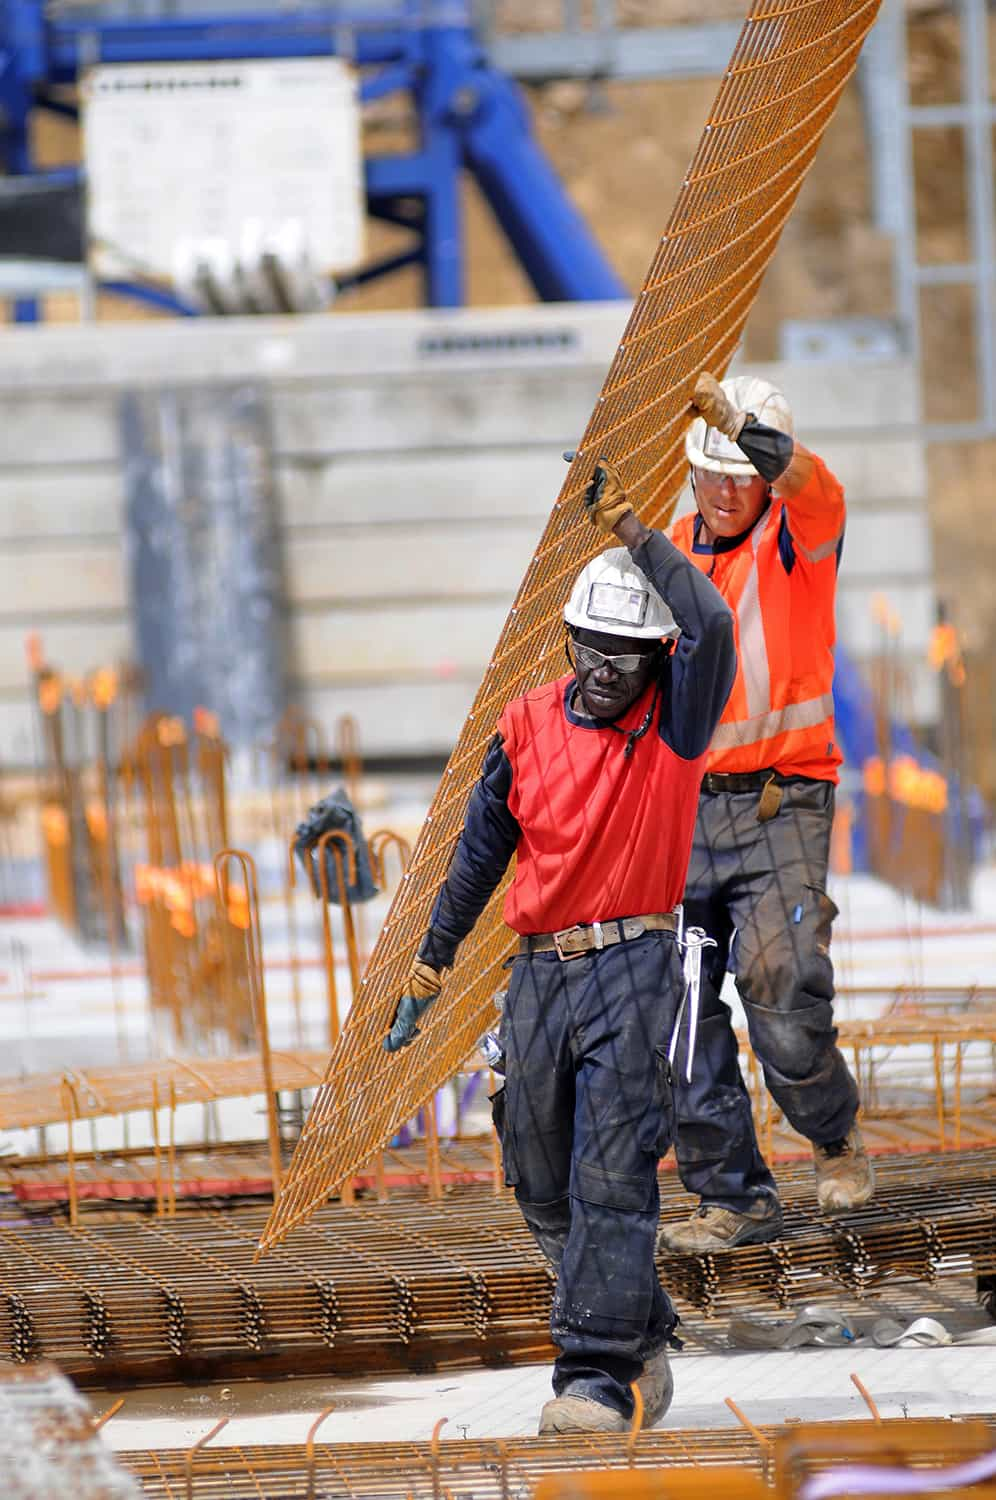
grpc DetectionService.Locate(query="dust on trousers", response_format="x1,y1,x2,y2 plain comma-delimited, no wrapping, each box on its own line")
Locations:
672,777,860,1213
493,931,683,1418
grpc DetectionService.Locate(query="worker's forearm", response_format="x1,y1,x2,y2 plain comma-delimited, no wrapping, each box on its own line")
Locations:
771,442,816,499
613,511,653,551
417,736,520,970
627,527,735,759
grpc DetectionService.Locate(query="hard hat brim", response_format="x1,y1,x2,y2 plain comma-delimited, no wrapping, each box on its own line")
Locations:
686,448,760,479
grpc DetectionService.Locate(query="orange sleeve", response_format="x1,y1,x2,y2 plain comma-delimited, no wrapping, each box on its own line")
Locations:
778,452,846,561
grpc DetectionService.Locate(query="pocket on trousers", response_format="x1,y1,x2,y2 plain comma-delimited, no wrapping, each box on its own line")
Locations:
489,1085,519,1187
804,883,839,954
571,1158,655,1213
651,1045,675,1158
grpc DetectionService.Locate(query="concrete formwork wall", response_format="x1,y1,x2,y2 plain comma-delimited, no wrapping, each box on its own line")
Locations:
0,304,934,763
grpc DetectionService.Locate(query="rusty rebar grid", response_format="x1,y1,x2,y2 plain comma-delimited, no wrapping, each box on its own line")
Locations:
0,1052,329,1133
0,1148,992,1384
5,1102,996,1212
114,1415,996,1500
261,0,887,1251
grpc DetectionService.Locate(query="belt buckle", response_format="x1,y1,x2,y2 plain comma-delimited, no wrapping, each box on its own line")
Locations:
553,924,589,962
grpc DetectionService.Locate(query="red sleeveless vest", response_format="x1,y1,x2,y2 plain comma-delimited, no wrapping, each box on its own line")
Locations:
497,674,706,935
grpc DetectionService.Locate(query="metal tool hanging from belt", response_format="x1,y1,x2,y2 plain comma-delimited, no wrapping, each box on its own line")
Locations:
668,913,718,1083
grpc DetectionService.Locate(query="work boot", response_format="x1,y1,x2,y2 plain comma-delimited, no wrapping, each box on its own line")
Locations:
635,1348,674,1427
538,1393,629,1435
658,1198,783,1254
813,1125,874,1212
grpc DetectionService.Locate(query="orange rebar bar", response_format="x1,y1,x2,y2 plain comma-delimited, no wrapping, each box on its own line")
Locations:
424,1093,443,1202
849,1372,882,1422
337,715,363,810
289,835,341,1049
275,755,306,1048
185,1418,229,1500
92,1396,125,1430
725,1397,773,1452
369,829,413,892
60,1076,80,1229
317,829,361,1004
305,1406,336,1500
215,850,283,1196
151,1077,164,1217
168,1079,178,1217
933,1039,946,1150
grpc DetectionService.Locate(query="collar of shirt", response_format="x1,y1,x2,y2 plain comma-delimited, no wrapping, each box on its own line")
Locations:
692,501,772,556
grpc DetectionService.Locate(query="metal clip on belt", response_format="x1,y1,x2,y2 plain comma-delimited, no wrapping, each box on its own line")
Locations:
668,925,718,1082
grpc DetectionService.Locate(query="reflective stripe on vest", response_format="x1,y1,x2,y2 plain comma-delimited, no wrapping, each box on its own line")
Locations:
711,692,835,751
736,511,771,720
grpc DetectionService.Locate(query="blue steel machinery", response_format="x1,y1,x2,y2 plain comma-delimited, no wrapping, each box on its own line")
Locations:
0,0,626,315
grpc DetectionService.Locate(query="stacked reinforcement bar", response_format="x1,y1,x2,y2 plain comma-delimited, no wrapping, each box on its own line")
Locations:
119,1417,996,1500
261,0,887,1248
0,1052,329,1131
0,1149,992,1383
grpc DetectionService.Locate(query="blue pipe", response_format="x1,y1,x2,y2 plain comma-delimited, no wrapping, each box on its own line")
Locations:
424,28,625,302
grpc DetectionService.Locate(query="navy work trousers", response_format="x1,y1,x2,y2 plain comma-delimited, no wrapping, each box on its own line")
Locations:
672,777,860,1213
497,930,683,1417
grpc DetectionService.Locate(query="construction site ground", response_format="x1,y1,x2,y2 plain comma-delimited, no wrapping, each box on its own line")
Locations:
0,776,993,1453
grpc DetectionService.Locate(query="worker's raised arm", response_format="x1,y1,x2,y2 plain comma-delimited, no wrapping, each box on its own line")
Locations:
583,460,736,760
692,373,845,559
383,735,520,1052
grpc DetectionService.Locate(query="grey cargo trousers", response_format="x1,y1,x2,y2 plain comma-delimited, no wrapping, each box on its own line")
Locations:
671,777,860,1212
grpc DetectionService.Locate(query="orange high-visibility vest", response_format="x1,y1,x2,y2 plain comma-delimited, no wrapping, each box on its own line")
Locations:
670,454,844,781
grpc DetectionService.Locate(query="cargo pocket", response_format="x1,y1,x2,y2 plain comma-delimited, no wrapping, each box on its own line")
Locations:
651,1044,675,1158
571,1157,655,1213
489,1085,519,1187
804,883,839,956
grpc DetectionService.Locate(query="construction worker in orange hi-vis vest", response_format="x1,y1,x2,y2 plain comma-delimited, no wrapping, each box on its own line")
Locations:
660,371,874,1254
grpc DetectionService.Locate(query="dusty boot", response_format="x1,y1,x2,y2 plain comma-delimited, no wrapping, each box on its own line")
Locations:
538,1393,629,1435
813,1125,874,1212
635,1348,674,1427
658,1199,783,1253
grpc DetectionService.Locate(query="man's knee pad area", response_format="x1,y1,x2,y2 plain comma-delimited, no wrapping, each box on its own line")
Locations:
741,996,837,1083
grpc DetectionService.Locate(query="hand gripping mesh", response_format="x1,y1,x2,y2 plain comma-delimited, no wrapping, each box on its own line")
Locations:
259,0,883,1252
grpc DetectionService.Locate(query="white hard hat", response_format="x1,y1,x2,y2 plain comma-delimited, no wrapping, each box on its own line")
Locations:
564,548,677,640
685,374,793,477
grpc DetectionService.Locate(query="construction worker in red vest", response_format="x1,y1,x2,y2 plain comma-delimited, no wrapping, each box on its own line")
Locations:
383,466,735,1434
658,371,874,1256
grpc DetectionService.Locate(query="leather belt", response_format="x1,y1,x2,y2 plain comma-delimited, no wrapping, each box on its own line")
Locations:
519,912,678,962
701,769,779,794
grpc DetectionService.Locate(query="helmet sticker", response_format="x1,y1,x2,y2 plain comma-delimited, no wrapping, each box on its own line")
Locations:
702,424,741,462
586,581,649,627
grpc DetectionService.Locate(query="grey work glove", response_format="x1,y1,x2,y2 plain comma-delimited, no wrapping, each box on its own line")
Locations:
383,958,444,1053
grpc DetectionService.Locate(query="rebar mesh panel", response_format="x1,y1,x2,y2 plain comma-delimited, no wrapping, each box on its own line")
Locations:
119,1418,996,1500
260,0,884,1249
0,1051,328,1130
2,1149,993,1382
